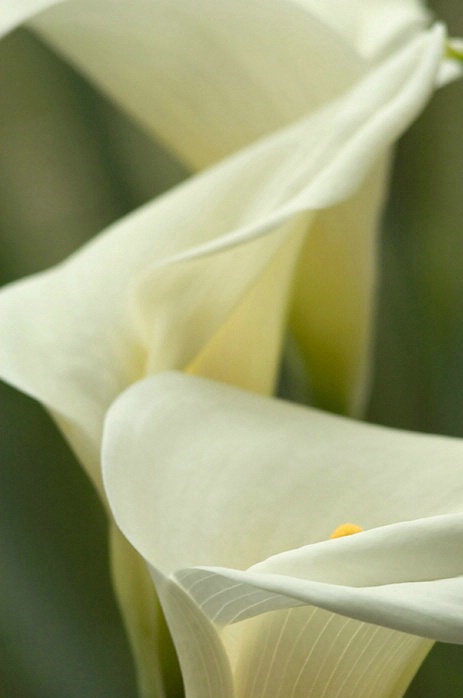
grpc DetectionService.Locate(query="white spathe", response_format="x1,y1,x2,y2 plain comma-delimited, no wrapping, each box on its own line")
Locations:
1,0,457,166
0,27,448,491
1,3,461,696
103,372,463,698
2,0,363,168
0,0,460,419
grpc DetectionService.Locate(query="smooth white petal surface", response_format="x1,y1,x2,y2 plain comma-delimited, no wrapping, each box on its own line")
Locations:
193,514,463,639
103,373,463,697
2,4,460,696
1,1,455,419
153,571,235,698
1,23,447,696
2,2,457,170
25,0,361,169
293,0,430,59
291,1,460,89
5,1,455,178
103,373,463,575
0,27,446,488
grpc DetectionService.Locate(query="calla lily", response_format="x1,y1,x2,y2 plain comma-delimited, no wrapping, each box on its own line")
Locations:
2,0,461,416
1,2,462,695
103,371,463,698
2,2,460,418
0,5,458,485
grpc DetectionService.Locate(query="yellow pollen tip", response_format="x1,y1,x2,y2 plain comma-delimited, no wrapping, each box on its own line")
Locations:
330,523,364,539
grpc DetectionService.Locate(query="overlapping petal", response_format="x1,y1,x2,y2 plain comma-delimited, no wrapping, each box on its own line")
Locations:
1,2,457,421
293,0,430,58
103,372,463,698
1,5,460,696
0,28,450,693
2,0,362,168
0,27,446,491
289,156,390,415
293,0,460,84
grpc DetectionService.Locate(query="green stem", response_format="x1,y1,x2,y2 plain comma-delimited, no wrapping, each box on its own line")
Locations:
446,41,463,63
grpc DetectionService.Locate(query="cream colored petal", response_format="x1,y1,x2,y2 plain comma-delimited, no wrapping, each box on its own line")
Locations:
192,514,463,639
156,569,429,698
164,571,433,698
22,0,362,169
295,0,460,88
227,607,432,698
0,27,443,489
103,373,463,696
103,372,463,576
289,154,391,416
292,0,430,59
186,216,310,394
152,570,235,698
0,30,447,696
109,526,166,698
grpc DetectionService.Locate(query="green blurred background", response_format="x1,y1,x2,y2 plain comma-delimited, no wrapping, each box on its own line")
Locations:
1,2,462,696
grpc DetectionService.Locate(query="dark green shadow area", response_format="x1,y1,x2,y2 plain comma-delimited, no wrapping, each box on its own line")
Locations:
0,382,137,698
370,2,463,691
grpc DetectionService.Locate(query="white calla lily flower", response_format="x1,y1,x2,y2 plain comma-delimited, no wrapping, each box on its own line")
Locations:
0,6,453,484
1,0,460,419
103,372,463,698
1,2,461,695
